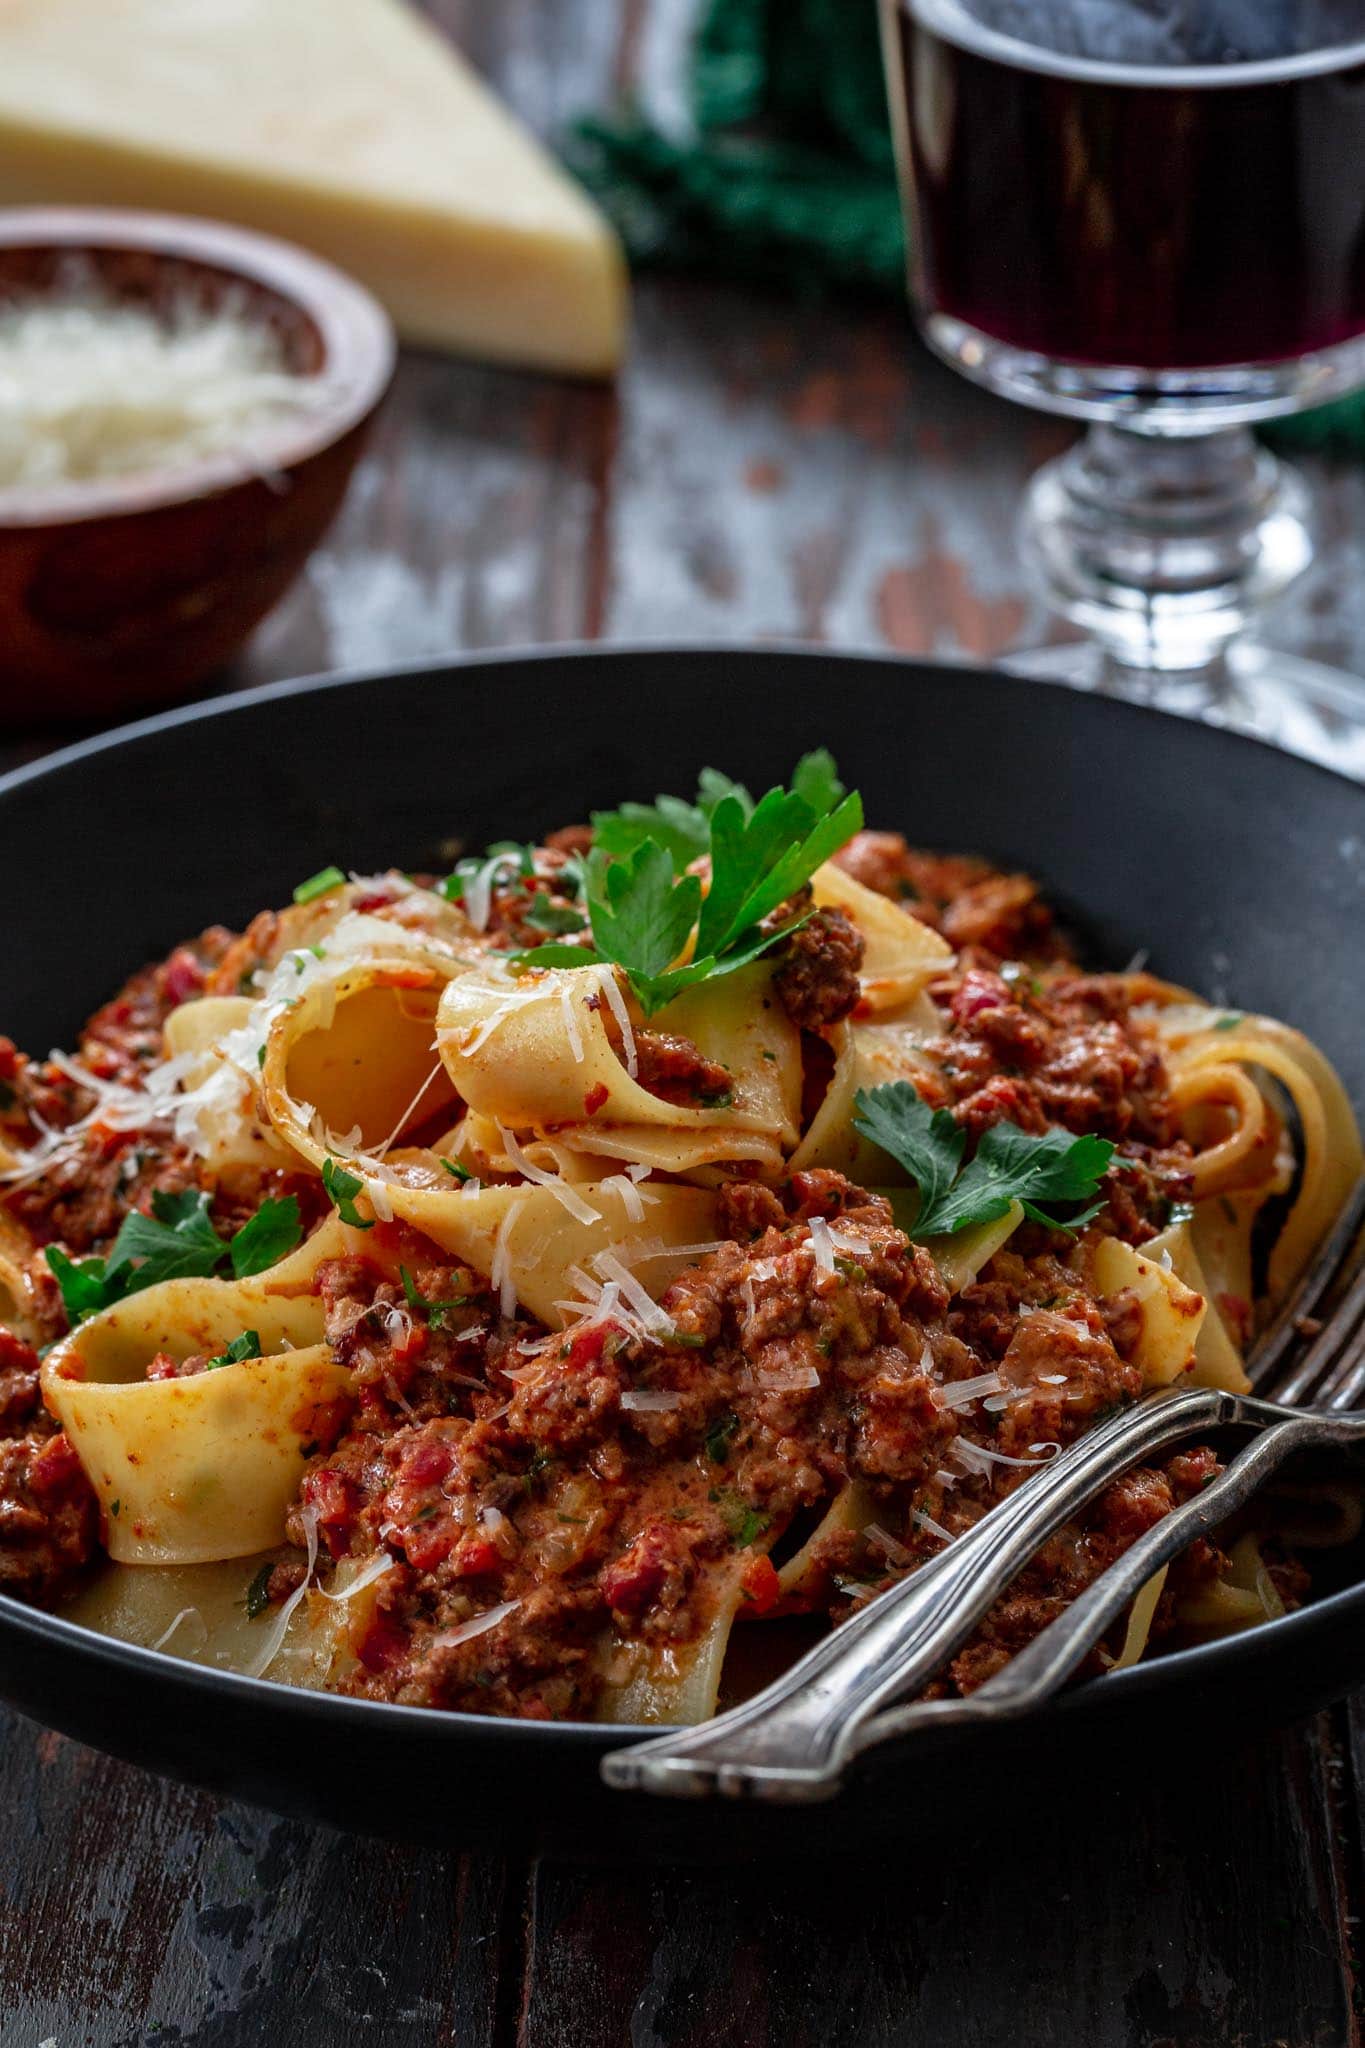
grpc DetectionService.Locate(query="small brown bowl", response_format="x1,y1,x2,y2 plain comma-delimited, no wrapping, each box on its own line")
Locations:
0,208,396,726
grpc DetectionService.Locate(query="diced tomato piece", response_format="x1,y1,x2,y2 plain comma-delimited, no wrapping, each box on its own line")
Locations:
357,1610,408,1673
404,1520,459,1572
161,948,206,1008
403,1441,454,1489
28,1432,87,1502
301,1466,360,1555
740,1552,781,1616
451,1534,501,1578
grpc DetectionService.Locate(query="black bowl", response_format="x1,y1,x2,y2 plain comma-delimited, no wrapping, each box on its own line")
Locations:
2,645,1362,1858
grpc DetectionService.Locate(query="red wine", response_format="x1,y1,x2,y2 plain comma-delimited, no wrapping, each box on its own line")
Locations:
890,1,1365,368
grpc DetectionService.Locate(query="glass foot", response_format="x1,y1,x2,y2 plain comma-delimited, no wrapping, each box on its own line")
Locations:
1022,425,1313,675
1002,639,1365,781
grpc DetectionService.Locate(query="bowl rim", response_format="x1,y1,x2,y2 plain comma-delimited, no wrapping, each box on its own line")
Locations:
0,205,396,529
0,641,1361,1764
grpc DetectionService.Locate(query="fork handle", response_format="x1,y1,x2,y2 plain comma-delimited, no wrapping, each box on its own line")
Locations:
601,1383,1237,1802
859,1409,1328,1756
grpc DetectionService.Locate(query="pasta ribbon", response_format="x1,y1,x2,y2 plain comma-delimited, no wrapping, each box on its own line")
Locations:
41,1218,357,1565
435,960,800,1173
811,863,953,1010
1088,1237,1206,1387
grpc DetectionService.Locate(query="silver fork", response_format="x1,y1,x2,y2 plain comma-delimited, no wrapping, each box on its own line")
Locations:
602,1176,1365,1803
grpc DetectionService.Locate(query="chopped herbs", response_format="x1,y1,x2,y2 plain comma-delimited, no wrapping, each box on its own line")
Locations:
853,1081,1114,1240
1214,1013,1244,1032
229,1196,303,1279
716,1493,771,1547
245,1561,275,1620
440,1157,472,1182
109,1499,121,1519
704,1411,741,1464
399,1264,470,1329
206,1329,263,1371
521,895,588,937
45,1191,304,1327
322,1157,373,1230
292,865,347,905
516,755,863,1016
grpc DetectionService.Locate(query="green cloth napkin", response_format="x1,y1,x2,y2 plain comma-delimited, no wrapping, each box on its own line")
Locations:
571,0,1364,453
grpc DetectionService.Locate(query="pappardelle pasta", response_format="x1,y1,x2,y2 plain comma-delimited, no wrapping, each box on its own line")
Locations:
0,752,1358,1722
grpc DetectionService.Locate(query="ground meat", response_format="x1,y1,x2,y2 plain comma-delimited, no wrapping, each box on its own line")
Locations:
0,1425,98,1602
774,907,864,1030
916,963,1187,1171
80,928,235,1083
835,833,1068,964
632,1030,733,1108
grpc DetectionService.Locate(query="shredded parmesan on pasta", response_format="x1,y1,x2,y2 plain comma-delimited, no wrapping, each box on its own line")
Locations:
319,1551,394,1603
951,1438,1059,1475
807,1216,836,1275
491,1201,523,1319
934,1372,1007,1412
590,1248,677,1339
621,1388,686,1412
600,969,638,1080
433,1598,521,1650
248,1506,319,1678
909,1506,954,1544
497,1126,599,1226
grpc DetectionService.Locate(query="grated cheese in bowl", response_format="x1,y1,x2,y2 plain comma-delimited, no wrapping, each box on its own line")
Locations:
0,290,329,491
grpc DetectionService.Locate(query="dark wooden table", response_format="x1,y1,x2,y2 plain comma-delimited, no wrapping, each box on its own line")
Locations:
6,6,1365,2042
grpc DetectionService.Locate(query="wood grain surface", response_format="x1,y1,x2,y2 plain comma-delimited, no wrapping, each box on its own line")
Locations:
5,4,1365,2043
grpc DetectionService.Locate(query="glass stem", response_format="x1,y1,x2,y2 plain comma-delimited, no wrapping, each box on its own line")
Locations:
1021,421,1313,673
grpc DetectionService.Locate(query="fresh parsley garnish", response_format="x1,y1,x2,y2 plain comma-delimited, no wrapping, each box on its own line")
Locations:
440,1157,472,1182
399,1264,470,1330
322,1157,373,1230
45,1192,304,1327
853,1082,1114,1239
705,1411,741,1464
206,1329,263,1371
229,1195,304,1279
516,755,862,1017
293,865,347,905
521,895,588,937
245,1561,275,1621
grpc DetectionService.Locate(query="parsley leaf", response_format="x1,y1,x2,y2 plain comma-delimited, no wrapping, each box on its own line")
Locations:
399,1264,470,1329
588,841,703,988
229,1195,303,1279
293,865,347,905
517,756,862,1017
45,1189,308,1328
44,1246,117,1325
322,1157,373,1229
206,1329,263,1371
440,1157,472,1182
853,1082,1115,1239
521,896,588,937
245,1561,275,1620
113,1188,225,1282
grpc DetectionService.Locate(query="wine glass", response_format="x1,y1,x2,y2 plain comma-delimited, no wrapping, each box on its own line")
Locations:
880,0,1365,761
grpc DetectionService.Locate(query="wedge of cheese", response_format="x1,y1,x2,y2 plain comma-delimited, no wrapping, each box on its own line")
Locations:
0,0,626,375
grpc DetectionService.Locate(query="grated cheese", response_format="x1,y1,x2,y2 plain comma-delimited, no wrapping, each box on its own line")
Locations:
498,1125,599,1226
433,1598,521,1651
600,968,638,1079
621,1388,687,1412
318,1550,394,1603
490,1199,524,1319
934,1371,1007,1412
0,289,329,491
248,1505,319,1678
150,1605,207,1655
807,1215,836,1275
